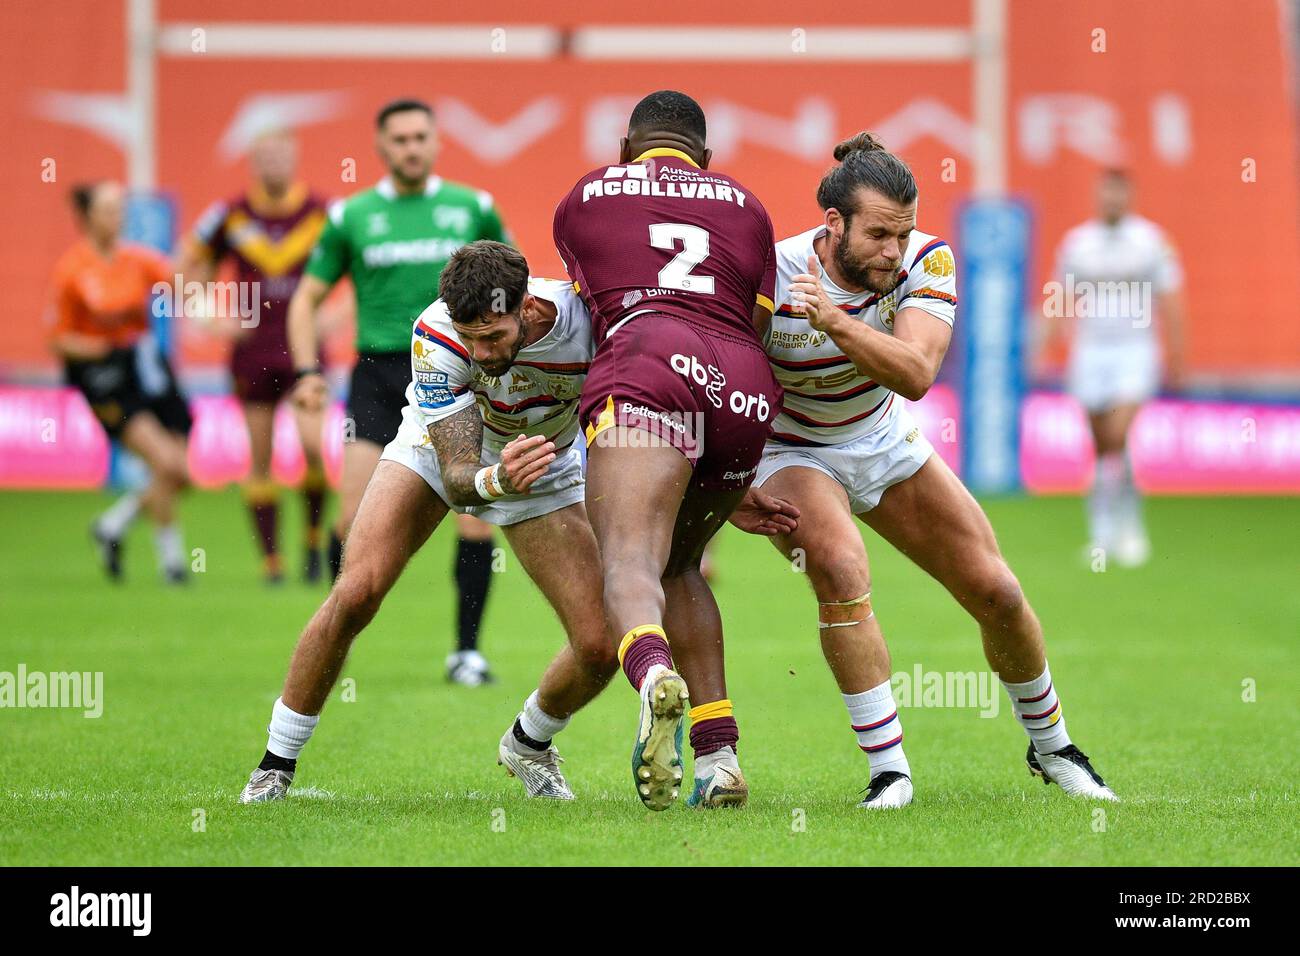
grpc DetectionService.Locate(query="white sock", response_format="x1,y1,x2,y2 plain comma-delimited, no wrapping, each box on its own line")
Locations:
154,523,185,571
97,493,140,538
693,744,736,781
1089,452,1124,548
641,662,670,691
266,697,320,760
1002,665,1072,754
518,689,568,746
844,680,910,779
1112,450,1145,542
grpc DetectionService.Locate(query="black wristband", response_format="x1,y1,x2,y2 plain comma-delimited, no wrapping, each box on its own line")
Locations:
294,366,322,381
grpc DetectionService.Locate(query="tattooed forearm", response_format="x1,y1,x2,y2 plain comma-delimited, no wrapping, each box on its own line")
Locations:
427,405,486,504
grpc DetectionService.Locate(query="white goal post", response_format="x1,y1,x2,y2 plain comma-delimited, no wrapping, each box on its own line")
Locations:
122,0,1009,196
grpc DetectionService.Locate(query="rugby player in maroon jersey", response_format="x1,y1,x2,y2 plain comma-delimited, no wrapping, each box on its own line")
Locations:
178,129,330,584
553,91,798,811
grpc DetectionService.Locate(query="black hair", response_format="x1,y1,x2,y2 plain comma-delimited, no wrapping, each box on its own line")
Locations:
627,90,706,144
376,98,434,129
70,182,101,219
439,241,530,326
816,132,917,222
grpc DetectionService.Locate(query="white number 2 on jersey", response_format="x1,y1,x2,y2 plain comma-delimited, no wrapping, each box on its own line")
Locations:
649,222,715,295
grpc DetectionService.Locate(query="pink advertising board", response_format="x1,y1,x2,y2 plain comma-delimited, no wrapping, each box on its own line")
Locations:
2,385,1297,495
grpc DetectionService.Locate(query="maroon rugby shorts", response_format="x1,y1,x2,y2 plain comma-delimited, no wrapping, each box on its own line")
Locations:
581,312,781,491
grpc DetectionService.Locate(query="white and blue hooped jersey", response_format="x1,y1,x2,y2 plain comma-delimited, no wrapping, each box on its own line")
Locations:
765,225,957,446
397,278,593,463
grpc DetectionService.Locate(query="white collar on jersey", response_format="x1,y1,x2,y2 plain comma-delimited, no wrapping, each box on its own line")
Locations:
376,175,443,200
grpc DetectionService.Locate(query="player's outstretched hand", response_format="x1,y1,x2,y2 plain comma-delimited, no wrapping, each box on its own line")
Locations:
728,486,800,536
291,373,328,413
499,434,556,495
790,253,839,333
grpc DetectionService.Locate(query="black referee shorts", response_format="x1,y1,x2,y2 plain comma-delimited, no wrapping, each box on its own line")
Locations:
65,338,192,440
345,351,412,446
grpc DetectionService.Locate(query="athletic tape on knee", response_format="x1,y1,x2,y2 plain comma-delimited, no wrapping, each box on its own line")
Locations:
818,591,874,630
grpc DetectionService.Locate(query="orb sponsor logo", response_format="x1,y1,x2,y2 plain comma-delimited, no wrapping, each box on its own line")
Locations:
668,352,770,421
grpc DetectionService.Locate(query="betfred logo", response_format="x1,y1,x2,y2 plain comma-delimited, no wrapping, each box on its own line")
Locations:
668,352,770,422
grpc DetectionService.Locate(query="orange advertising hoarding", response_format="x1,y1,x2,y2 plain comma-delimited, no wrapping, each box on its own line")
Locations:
1,0,1296,380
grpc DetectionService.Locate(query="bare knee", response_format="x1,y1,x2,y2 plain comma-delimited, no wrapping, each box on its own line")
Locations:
603,548,662,597
571,628,619,677
804,544,872,602
964,562,1026,627
160,445,190,491
331,566,386,632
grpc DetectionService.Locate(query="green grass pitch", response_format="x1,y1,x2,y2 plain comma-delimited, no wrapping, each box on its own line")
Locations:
1,488,1296,866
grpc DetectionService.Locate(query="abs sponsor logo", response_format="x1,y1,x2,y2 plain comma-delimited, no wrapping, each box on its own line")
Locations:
722,466,758,482
669,352,770,422
669,352,726,409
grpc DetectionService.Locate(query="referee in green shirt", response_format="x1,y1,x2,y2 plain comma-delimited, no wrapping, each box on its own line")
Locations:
288,98,508,686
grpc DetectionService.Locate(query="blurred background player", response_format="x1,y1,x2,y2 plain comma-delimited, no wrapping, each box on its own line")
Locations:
50,181,191,584
178,129,329,584
287,98,511,684
1048,168,1186,566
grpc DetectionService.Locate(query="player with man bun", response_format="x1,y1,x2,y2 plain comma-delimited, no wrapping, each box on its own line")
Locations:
744,132,1116,808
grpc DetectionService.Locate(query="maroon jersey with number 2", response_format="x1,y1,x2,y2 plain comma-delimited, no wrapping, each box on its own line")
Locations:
553,147,782,491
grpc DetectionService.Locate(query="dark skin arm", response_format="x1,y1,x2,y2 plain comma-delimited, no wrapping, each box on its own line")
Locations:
752,301,773,341
427,405,558,506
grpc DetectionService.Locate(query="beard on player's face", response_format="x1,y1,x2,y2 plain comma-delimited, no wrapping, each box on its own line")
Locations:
457,314,526,377
832,228,903,295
